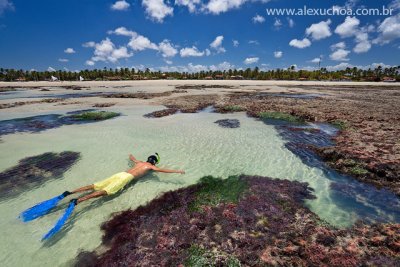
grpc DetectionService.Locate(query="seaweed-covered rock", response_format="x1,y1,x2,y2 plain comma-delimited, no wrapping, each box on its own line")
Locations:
92,103,116,108
0,110,120,137
70,111,119,121
75,175,399,266
103,91,172,99
214,119,240,128
143,108,178,118
0,152,80,200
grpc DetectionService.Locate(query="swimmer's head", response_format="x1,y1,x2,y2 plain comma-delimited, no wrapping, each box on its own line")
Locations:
147,153,160,165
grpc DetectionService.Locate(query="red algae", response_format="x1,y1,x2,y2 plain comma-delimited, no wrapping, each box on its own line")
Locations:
75,175,400,266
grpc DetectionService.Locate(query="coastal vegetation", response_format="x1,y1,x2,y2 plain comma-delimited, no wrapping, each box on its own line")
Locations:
1,66,399,81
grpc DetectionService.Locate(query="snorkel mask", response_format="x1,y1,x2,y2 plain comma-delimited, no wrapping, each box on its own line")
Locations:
155,153,160,164
147,153,160,165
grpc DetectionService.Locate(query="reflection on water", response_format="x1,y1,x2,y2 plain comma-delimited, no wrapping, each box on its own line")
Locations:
0,106,398,267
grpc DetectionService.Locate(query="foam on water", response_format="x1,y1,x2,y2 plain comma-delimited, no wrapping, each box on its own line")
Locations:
0,105,398,267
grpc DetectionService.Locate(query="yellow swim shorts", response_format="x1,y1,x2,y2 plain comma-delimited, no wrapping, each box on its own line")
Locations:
93,172,134,195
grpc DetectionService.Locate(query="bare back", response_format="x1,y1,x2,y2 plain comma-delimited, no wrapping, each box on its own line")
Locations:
126,161,154,178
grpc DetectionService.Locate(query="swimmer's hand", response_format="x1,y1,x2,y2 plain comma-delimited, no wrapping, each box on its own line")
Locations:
178,170,185,174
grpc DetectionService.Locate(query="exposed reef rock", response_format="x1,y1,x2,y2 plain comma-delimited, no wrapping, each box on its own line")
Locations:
0,110,120,137
158,85,400,195
143,108,178,118
214,119,240,128
103,91,172,99
0,98,64,109
75,175,399,266
0,152,80,200
92,103,116,108
175,84,235,90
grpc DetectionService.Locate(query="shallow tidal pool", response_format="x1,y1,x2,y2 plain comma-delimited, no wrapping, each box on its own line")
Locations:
0,104,399,267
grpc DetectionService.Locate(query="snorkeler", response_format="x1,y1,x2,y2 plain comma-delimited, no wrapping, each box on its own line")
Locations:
20,153,185,240
64,153,185,204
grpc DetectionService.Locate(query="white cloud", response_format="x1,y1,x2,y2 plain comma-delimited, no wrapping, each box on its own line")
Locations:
306,19,332,40
109,27,177,56
111,0,130,11
176,0,272,15
334,16,372,53
310,57,321,63
244,57,259,64
90,38,133,63
0,0,14,15
180,46,207,57
233,40,239,47
186,63,209,72
48,67,56,72
210,35,226,53
58,58,69,62
64,48,76,54
209,61,235,71
164,59,173,64
82,41,95,48
85,60,95,66
289,38,311,49
287,17,294,28
159,61,235,73
248,40,259,45
205,0,246,14
252,14,265,23
353,40,371,53
273,18,282,29
335,16,360,38
389,0,400,10
158,39,178,57
142,0,173,22
325,62,394,71
274,51,283,58
330,41,346,50
326,62,352,71
175,0,201,13
330,48,350,61
109,27,136,37
373,14,400,45
128,35,158,51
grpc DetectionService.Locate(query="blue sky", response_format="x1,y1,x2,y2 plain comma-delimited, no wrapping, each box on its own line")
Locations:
0,0,399,72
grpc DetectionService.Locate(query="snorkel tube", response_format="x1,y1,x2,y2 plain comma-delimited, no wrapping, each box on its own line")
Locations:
155,153,160,164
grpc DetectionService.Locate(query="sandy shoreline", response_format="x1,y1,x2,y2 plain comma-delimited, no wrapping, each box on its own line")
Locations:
1,79,400,88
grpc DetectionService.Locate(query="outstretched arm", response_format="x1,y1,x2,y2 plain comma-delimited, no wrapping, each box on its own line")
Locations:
151,166,185,174
129,154,141,163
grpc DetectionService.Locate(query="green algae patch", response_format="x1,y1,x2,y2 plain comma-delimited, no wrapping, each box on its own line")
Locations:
189,176,248,212
186,245,241,267
349,165,369,176
70,111,120,121
221,105,245,112
330,120,349,130
258,111,304,123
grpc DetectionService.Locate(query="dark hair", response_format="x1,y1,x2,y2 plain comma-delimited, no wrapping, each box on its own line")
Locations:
147,155,158,165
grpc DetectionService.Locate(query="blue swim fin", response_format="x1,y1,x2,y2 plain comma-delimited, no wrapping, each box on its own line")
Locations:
20,191,71,222
42,199,77,240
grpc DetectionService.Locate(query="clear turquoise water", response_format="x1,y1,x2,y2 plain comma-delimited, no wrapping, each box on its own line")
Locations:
0,104,398,267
